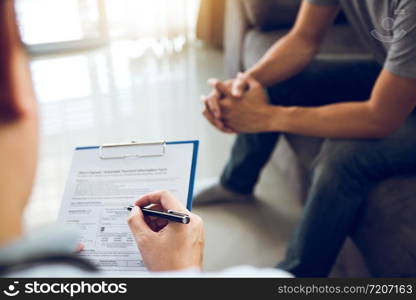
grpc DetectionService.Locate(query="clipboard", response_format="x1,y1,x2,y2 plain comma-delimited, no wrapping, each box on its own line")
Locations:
71,140,198,210
58,140,199,274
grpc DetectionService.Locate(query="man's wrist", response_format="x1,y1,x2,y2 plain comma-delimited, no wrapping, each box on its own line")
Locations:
266,106,288,132
245,68,265,86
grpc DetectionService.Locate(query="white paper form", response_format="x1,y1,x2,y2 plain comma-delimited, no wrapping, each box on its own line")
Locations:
58,142,197,275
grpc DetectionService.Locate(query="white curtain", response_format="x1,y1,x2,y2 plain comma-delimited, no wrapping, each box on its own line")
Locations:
106,0,199,40
16,0,200,53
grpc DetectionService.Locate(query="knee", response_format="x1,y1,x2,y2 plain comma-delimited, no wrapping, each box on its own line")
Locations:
312,140,369,183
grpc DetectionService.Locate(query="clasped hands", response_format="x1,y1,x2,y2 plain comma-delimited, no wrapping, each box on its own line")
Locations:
202,73,273,133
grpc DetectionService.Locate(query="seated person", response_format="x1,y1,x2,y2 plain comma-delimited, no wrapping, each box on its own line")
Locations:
197,0,416,277
0,0,290,278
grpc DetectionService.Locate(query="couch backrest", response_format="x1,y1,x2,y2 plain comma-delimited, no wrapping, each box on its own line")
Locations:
242,0,348,31
243,0,302,31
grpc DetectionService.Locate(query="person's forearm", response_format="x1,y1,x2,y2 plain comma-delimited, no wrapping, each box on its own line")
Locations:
245,33,318,87
268,101,396,139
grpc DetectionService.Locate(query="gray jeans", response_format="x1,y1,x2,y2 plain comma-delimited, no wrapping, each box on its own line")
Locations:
220,57,416,277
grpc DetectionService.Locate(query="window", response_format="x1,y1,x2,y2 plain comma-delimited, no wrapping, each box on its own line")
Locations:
15,0,199,53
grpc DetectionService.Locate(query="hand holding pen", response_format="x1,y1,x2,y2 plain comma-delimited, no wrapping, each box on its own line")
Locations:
127,191,204,271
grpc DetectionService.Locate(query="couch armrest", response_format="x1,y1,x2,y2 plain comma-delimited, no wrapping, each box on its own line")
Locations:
224,0,249,77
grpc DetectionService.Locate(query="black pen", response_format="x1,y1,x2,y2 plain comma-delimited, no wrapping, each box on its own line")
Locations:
126,206,190,224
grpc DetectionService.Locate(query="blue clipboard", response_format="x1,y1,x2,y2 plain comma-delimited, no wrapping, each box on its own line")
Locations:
74,140,199,211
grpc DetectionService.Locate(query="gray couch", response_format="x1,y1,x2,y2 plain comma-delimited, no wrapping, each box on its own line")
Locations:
224,0,416,277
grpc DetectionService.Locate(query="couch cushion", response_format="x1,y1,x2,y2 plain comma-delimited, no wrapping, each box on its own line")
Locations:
243,25,370,70
353,177,416,277
242,0,302,30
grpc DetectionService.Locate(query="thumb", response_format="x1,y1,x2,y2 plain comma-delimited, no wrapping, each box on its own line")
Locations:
128,206,152,235
231,73,249,98
208,78,233,98
75,243,84,253
238,73,261,89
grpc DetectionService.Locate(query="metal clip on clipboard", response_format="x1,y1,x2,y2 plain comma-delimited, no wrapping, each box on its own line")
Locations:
99,140,167,160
